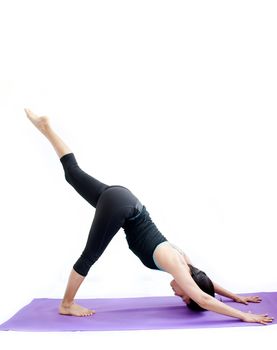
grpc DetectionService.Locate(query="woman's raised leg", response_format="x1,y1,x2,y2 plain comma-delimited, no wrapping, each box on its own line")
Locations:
25,108,109,207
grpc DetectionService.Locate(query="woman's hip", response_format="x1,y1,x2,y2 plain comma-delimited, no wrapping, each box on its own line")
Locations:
96,185,143,221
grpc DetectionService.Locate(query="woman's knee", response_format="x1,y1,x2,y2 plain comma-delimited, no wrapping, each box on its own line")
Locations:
64,167,76,184
73,253,100,277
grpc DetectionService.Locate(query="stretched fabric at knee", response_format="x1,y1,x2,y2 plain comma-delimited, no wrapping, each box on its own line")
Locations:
60,153,78,182
73,253,100,277
60,153,78,169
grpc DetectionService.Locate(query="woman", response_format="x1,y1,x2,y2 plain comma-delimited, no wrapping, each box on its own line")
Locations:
25,108,273,325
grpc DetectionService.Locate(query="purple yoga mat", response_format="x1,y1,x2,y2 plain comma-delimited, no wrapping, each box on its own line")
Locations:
0,292,276,332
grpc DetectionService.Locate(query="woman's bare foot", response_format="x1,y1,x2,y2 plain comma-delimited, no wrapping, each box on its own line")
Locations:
59,302,96,317
24,108,50,134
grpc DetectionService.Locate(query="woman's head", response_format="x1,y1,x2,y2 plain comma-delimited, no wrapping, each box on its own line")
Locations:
170,264,215,312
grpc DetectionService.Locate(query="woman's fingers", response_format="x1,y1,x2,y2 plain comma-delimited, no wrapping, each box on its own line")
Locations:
242,311,274,324
237,296,262,304
249,296,262,303
261,314,274,324
257,314,274,324
246,296,262,303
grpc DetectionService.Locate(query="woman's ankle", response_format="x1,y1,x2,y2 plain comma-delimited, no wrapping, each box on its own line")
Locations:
61,299,74,307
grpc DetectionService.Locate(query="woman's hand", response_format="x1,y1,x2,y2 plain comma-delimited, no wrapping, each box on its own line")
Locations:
241,311,274,325
234,295,262,305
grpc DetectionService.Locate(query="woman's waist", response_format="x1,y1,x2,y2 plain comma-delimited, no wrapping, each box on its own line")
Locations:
124,221,167,249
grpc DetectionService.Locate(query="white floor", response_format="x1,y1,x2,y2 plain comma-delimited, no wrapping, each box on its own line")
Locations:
0,324,276,350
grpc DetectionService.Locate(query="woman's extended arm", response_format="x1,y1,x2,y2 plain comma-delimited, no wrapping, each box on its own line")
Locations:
167,260,273,324
213,281,239,301
213,281,262,305
171,263,244,319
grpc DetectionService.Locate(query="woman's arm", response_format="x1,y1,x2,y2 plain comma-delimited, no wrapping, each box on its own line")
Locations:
213,281,262,305
213,281,238,301
171,263,244,319
167,260,273,324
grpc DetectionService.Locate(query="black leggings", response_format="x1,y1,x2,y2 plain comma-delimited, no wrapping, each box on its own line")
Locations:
60,153,143,277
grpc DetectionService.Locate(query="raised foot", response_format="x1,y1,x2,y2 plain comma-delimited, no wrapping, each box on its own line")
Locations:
59,302,96,317
24,108,50,134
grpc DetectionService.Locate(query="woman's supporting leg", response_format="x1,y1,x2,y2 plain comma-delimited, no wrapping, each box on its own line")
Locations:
72,187,134,277
61,187,137,315
59,188,132,316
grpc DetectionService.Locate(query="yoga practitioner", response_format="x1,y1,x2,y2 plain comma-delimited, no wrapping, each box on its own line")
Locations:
25,108,273,325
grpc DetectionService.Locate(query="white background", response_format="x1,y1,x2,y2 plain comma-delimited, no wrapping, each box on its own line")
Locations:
0,0,276,348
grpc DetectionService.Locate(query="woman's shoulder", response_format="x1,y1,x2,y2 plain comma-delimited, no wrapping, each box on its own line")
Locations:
168,242,185,256
168,242,192,265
